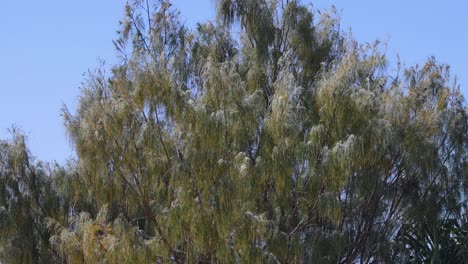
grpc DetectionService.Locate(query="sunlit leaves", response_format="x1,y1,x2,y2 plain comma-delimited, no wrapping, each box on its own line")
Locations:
1,0,466,263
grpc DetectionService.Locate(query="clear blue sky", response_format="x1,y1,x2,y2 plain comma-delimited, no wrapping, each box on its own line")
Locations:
1,0,466,164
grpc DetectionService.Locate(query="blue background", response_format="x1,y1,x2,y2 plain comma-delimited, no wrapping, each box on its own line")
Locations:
1,0,466,163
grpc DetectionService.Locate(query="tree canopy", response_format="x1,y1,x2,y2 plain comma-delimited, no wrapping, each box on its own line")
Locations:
1,0,467,263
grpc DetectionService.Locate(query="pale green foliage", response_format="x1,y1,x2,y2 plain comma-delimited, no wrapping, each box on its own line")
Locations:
46,206,165,263
1,0,467,263
0,129,70,263
58,0,468,262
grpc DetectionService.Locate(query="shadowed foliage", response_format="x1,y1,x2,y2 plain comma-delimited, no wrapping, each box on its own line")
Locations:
1,0,467,263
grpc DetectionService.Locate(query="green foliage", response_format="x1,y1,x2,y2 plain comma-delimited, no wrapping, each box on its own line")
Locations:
398,217,467,264
0,129,72,263
1,0,467,263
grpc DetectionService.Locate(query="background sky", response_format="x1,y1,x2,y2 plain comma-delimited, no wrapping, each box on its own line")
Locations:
1,0,467,164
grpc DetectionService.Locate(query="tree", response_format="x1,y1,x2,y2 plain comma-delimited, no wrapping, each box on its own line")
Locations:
1,0,467,263
0,129,77,263
399,216,467,263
